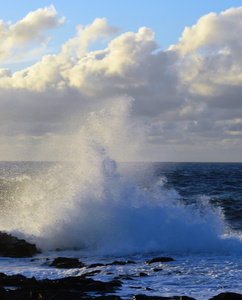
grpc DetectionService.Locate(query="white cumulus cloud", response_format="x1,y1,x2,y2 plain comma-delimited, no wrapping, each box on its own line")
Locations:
0,5,65,64
0,6,242,161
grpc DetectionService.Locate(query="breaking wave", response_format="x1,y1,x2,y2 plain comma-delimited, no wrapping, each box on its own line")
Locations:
0,96,241,254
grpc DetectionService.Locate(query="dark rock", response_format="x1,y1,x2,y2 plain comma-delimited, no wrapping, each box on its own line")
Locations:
209,292,242,300
106,260,136,266
153,268,163,272
0,231,38,258
126,260,136,264
145,257,175,264
0,285,6,296
139,272,148,277
95,297,122,300
133,295,196,300
0,273,37,286
0,272,122,299
49,257,85,268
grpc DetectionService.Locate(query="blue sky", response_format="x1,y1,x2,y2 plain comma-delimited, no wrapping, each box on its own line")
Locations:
0,1,242,161
1,0,242,57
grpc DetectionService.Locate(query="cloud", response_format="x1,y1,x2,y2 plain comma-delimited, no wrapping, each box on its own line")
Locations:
0,5,65,63
170,7,242,96
0,7,242,161
169,7,242,56
62,18,120,59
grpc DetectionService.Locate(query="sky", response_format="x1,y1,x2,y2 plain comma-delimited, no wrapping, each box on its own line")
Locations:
0,0,242,162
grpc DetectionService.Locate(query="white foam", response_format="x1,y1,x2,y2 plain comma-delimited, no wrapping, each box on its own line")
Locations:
0,252,241,300
0,96,241,254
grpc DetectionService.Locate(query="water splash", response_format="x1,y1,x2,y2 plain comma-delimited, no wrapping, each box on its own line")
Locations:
0,96,241,254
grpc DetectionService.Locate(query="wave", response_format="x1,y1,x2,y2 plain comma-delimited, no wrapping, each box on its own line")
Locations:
0,96,241,254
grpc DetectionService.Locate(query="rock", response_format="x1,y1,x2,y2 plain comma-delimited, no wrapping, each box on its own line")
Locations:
86,260,136,268
145,257,175,264
106,260,135,266
209,292,242,300
95,297,122,300
0,272,122,299
126,260,136,264
133,295,196,300
153,268,163,272
49,257,85,269
0,231,38,258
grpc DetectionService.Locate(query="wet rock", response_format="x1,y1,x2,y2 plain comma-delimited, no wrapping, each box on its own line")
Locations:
126,260,136,264
133,295,196,300
209,292,242,300
0,273,37,286
145,257,175,264
106,260,135,266
0,272,122,299
49,257,85,268
0,231,38,258
139,272,148,277
153,268,163,272
0,285,6,298
95,297,122,300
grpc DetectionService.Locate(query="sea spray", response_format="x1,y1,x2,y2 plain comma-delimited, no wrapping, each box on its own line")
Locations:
0,96,241,254
0,95,145,249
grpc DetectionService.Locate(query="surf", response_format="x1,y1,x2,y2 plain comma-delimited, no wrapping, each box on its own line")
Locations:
0,96,241,254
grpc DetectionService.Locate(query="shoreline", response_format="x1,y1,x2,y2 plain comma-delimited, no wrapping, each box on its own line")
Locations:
1,255,242,300
0,232,242,299
0,270,241,300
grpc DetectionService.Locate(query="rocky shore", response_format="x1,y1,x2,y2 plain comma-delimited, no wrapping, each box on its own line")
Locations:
0,232,241,300
0,268,241,300
0,232,38,258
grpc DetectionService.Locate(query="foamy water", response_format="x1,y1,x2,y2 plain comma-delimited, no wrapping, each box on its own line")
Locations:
0,250,241,300
1,154,241,254
0,96,241,299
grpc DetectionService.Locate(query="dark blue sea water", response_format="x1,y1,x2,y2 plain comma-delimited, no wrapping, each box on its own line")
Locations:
153,162,242,232
0,161,241,299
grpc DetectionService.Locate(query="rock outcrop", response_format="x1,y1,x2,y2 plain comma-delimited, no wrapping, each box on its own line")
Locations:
49,257,85,269
145,257,175,264
209,292,242,300
0,231,38,258
133,294,196,299
0,272,122,299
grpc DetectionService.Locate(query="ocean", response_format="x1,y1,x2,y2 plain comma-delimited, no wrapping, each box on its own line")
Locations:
0,160,241,299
